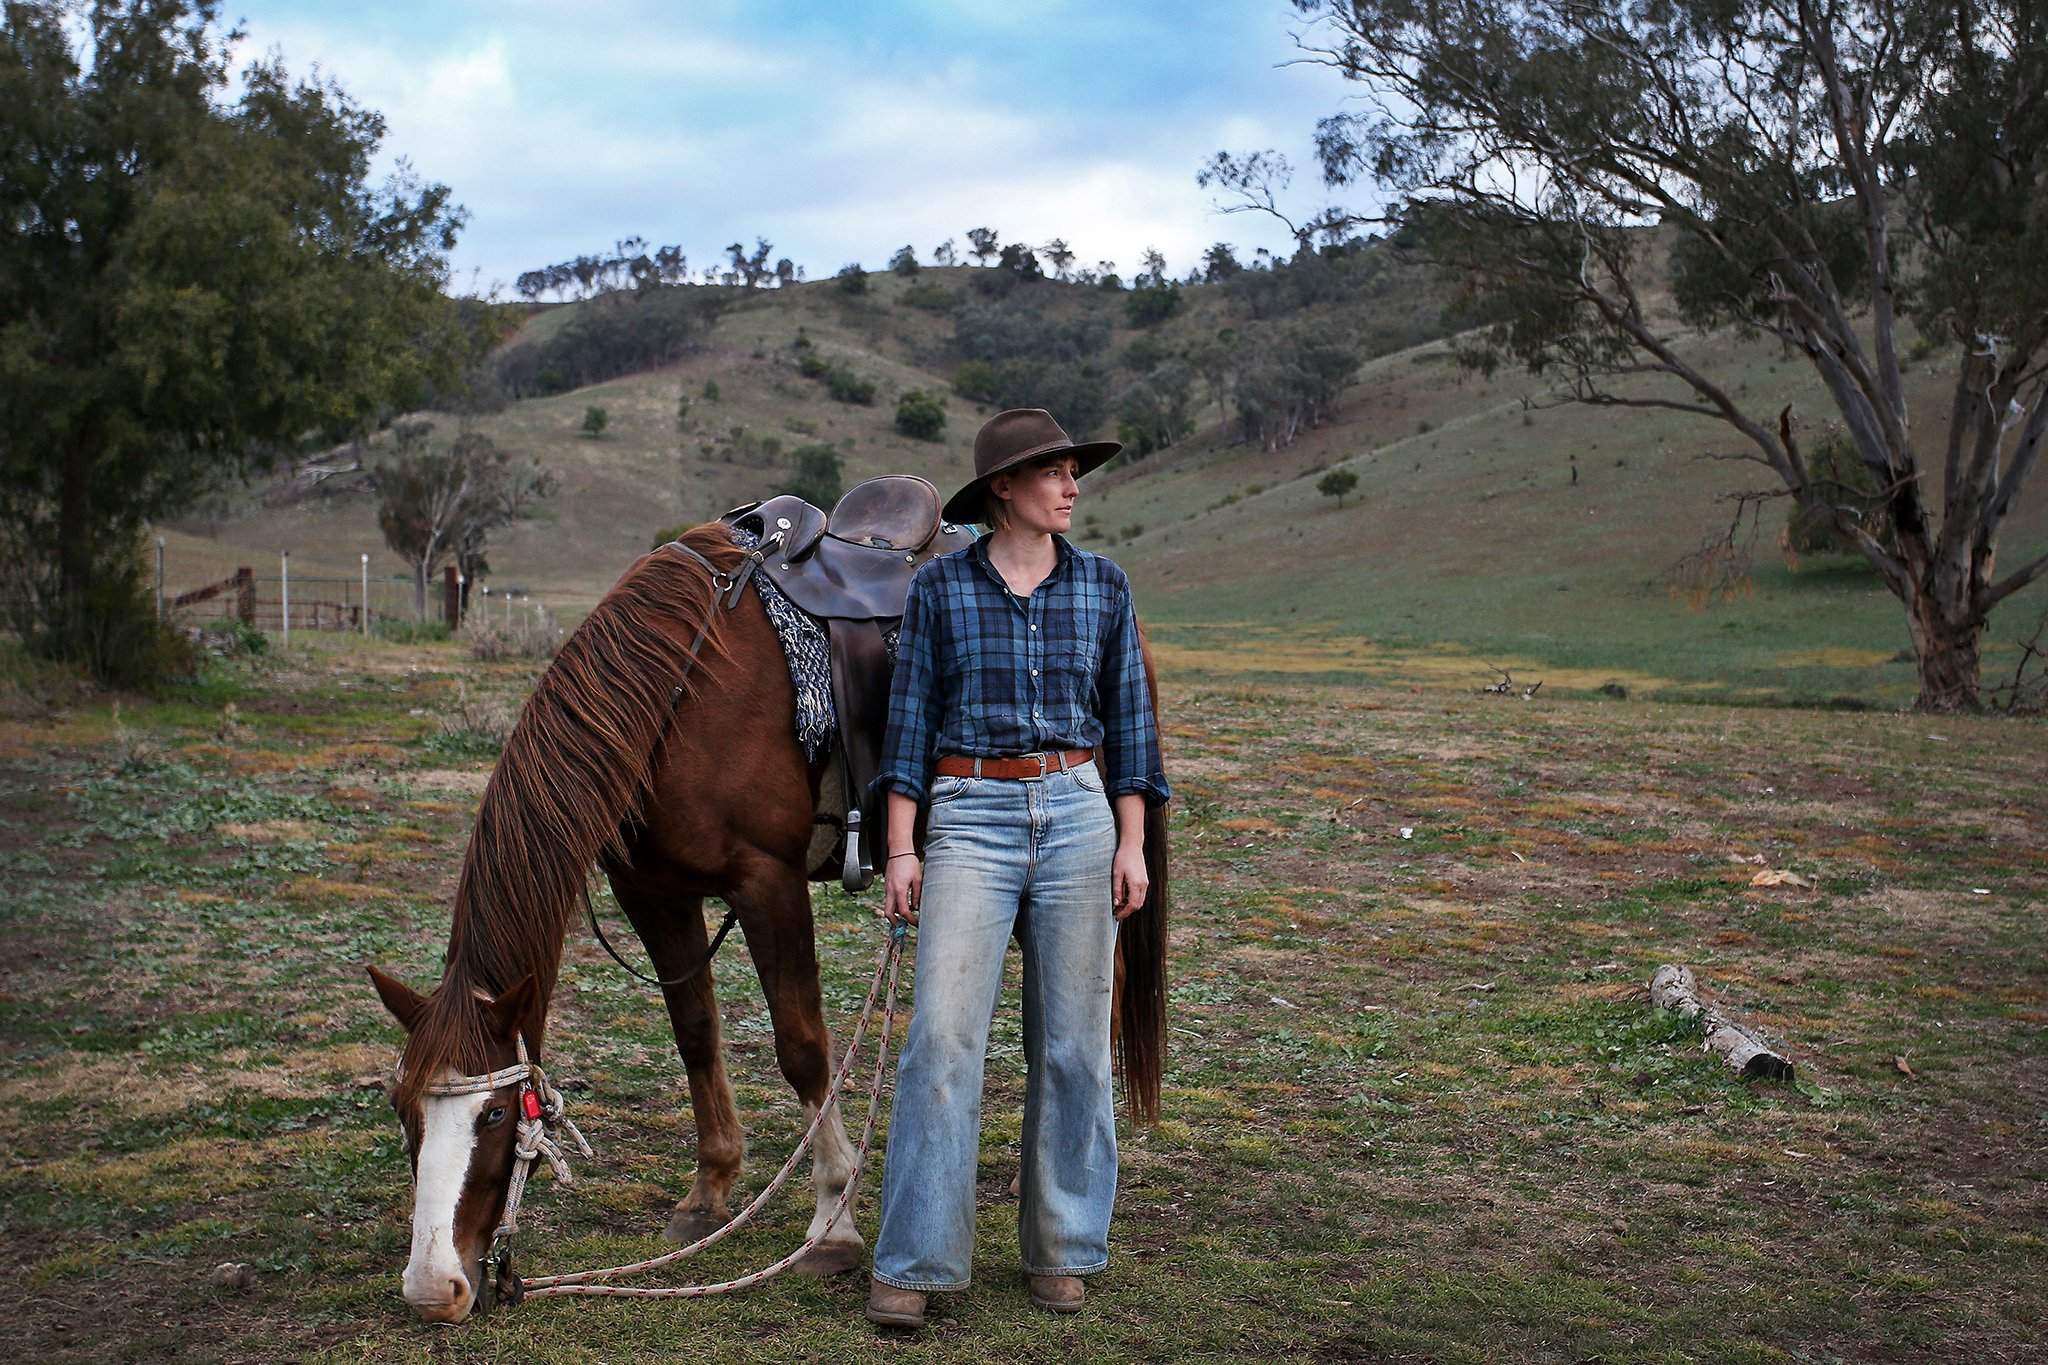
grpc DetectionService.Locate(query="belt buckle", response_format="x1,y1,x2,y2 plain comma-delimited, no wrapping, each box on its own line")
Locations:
1033,752,1048,779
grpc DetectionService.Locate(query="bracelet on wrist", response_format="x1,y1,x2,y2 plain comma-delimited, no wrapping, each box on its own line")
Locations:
887,851,918,861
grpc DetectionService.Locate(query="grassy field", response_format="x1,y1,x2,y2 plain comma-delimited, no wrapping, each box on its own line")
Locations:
2,636,2043,1363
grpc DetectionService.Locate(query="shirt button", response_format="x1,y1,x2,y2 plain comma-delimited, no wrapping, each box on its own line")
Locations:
1031,668,1039,676
1030,624,1037,631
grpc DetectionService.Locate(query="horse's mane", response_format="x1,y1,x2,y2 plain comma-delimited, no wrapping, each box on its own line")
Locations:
396,526,744,1111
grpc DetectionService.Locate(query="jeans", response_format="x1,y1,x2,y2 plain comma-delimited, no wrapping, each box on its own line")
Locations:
871,761,1120,1291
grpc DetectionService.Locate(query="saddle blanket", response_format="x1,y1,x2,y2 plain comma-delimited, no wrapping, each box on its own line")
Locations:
728,524,896,762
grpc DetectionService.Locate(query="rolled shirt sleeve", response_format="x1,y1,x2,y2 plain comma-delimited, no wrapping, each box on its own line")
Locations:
872,570,941,803
1097,578,1170,807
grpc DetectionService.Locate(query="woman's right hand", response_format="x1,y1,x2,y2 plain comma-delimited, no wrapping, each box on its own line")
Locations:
881,852,921,927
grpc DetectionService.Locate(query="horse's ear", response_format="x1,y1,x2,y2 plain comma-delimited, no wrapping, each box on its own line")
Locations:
367,964,427,1032
484,975,539,1041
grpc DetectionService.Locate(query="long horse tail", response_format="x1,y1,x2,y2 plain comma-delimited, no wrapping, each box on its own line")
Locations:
1115,622,1169,1125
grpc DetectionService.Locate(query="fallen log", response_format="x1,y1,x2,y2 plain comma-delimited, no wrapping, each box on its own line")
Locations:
1649,963,1794,1081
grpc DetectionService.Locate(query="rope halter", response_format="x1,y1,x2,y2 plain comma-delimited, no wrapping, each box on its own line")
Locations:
417,1034,593,1241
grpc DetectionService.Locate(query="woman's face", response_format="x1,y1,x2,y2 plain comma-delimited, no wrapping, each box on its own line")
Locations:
991,455,1081,536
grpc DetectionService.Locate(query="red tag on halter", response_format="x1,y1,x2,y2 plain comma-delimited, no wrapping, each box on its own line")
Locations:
520,1087,543,1122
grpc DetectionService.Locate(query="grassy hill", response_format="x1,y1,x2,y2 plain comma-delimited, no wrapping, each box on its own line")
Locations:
164,259,2048,707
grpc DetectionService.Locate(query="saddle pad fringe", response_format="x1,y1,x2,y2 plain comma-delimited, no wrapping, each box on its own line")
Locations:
726,524,898,760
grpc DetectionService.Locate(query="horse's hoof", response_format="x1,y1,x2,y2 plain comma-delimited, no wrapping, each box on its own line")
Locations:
664,1206,730,1244
793,1237,865,1279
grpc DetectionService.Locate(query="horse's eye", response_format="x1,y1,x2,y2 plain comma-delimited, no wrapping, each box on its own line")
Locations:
484,1106,508,1127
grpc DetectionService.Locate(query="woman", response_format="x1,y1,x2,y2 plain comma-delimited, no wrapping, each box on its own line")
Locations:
864,408,1169,1329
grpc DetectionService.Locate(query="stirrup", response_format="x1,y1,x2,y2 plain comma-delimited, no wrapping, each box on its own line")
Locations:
841,807,874,893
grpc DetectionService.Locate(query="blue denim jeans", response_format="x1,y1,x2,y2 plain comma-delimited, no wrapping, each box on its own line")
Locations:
871,761,1120,1291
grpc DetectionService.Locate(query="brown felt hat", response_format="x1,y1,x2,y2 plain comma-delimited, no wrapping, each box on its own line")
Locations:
943,408,1121,525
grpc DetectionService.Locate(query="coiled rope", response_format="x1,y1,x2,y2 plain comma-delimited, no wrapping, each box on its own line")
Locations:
499,923,908,1302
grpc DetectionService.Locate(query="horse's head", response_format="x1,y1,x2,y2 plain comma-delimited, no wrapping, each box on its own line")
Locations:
367,965,538,1324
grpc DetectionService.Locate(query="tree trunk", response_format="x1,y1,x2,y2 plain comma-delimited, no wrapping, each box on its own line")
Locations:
1907,590,1984,712
57,452,92,612
412,560,428,622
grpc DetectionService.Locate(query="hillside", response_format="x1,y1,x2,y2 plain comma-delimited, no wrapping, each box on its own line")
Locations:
164,258,2048,706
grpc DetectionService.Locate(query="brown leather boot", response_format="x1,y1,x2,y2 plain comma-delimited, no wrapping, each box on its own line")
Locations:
865,1277,927,1329
1028,1274,1085,1313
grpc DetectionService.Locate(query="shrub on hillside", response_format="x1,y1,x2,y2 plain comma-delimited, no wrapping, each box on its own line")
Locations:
895,389,947,441
1318,469,1360,507
1125,281,1183,327
1785,429,1890,560
889,246,921,277
493,288,727,398
903,281,955,312
983,359,1110,439
952,360,998,401
797,350,830,378
786,443,845,506
1115,362,1197,457
581,405,608,438
835,263,869,295
826,367,876,405
953,306,1108,366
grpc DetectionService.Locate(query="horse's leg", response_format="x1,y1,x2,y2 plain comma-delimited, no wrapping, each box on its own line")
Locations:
610,864,747,1244
726,854,866,1277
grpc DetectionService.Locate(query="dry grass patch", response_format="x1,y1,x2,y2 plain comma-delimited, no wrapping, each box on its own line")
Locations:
406,767,491,795
302,740,407,770
279,877,390,902
217,819,320,843
41,1135,273,1202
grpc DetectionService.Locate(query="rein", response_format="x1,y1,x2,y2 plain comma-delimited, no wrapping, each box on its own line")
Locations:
418,924,909,1311
582,890,740,990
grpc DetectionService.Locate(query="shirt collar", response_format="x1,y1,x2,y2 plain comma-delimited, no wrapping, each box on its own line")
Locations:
969,532,1074,590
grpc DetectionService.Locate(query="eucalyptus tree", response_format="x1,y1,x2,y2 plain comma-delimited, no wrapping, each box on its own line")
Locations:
0,0,468,670
1268,0,2046,709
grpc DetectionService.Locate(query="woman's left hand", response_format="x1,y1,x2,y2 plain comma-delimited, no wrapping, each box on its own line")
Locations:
1112,841,1149,921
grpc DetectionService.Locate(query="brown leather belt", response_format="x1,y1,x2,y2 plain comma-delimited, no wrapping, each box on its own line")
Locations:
933,748,1094,780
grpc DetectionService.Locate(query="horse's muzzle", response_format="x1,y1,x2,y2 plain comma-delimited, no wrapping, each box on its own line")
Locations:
403,1260,478,1324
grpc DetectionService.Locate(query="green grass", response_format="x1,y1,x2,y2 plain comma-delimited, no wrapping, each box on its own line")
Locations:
2,639,2043,1362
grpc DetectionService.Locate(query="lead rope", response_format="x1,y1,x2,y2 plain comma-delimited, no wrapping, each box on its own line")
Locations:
516,922,908,1301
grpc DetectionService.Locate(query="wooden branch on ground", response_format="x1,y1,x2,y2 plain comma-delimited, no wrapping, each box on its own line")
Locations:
1481,667,1543,700
1649,963,1794,1081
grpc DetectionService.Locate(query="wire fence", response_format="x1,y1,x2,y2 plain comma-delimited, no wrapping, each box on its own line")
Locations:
159,551,557,643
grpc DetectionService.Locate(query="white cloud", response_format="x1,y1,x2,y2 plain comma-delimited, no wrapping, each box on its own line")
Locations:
229,7,1345,291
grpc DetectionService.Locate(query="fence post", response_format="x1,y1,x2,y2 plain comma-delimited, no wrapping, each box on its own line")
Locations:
155,537,165,622
361,553,370,637
236,567,255,625
281,551,290,647
443,564,460,628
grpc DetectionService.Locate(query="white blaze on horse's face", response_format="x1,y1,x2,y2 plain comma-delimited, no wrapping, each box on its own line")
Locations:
402,1079,491,1323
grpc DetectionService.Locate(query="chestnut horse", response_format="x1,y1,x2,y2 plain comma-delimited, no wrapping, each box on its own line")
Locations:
365,525,1168,1323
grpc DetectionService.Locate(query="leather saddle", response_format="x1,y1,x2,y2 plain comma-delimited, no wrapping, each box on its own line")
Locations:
720,475,968,889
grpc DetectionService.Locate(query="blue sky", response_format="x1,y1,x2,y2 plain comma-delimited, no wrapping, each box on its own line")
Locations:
228,0,1376,294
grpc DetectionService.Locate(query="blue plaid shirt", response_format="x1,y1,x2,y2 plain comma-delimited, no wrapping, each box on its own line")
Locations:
874,533,1169,808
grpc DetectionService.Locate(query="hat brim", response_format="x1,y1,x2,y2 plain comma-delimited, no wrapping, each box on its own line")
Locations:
942,440,1122,525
